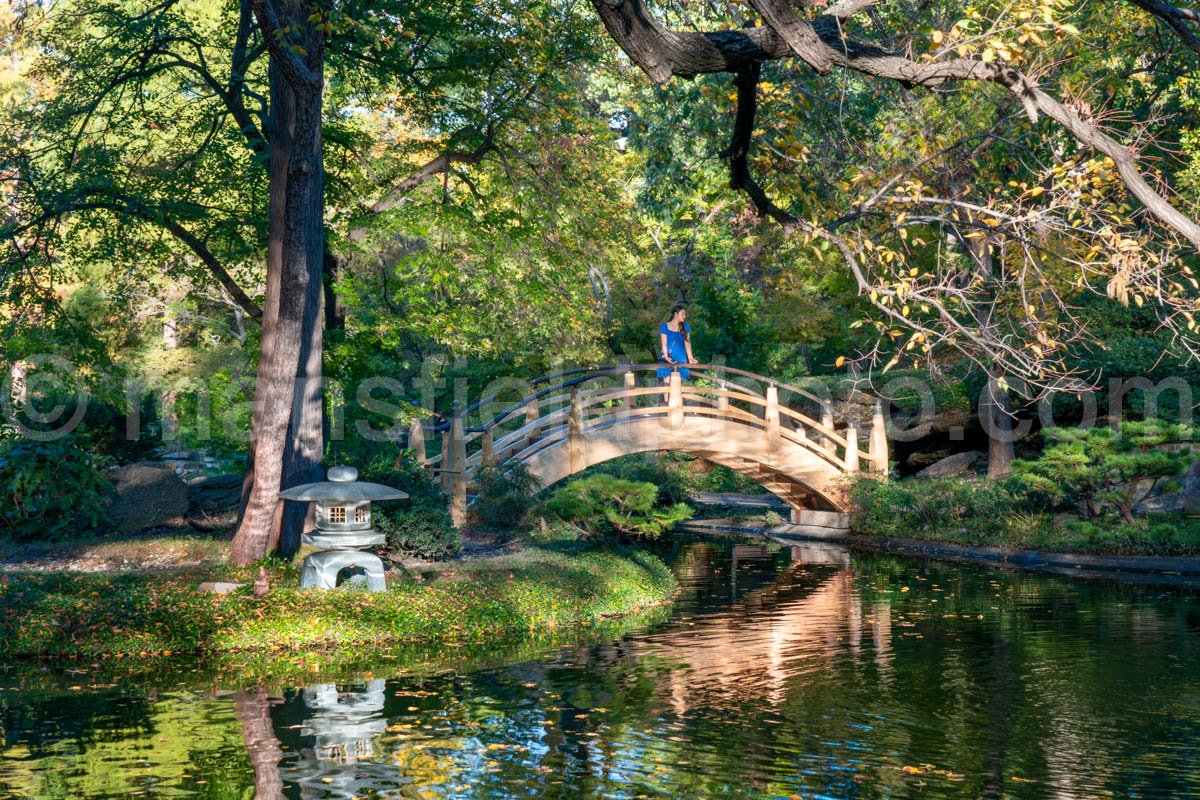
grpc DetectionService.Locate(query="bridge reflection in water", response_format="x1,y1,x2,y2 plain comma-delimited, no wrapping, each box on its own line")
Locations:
242,539,1200,799
265,540,900,797
641,541,893,712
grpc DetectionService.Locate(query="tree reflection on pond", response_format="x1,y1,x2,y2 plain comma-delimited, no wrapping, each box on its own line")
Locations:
5,539,1200,799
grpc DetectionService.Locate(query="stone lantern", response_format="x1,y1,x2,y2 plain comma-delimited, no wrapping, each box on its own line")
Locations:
278,465,408,592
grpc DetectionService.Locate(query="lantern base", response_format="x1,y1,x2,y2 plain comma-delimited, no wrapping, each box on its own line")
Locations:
300,550,386,592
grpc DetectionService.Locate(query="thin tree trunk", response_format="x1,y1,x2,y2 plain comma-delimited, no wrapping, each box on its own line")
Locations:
958,214,1014,481
984,377,1014,479
323,243,345,331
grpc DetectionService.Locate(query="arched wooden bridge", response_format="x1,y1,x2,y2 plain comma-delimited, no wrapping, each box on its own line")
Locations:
411,365,888,525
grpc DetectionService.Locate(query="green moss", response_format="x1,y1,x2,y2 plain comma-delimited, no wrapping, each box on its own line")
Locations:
0,544,677,661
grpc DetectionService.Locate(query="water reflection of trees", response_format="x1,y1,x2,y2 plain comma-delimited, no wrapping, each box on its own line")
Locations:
9,541,1200,798
295,542,1200,798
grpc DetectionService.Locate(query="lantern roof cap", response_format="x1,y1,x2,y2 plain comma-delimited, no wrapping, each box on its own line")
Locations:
278,466,409,502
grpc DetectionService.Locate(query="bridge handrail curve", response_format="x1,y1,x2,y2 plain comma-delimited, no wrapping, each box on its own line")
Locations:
430,363,849,434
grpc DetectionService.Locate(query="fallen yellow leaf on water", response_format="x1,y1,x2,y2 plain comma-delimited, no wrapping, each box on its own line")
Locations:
902,765,923,774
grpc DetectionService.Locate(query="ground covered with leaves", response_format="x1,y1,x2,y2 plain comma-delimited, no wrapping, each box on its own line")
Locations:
0,541,676,661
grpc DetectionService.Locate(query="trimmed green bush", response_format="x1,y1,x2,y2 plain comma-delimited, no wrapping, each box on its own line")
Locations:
850,473,1200,556
1013,420,1194,523
542,474,692,541
376,506,461,560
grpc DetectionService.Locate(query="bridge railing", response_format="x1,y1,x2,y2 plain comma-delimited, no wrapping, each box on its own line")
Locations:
408,365,889,523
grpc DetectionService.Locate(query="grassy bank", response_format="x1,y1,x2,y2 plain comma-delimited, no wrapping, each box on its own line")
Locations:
851,476,1200,556
0,542,676,660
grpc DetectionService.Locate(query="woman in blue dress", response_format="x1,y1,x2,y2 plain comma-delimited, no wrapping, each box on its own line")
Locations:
657,303,698,383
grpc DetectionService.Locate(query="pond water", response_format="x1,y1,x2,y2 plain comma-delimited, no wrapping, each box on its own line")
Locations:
4,537,1200,799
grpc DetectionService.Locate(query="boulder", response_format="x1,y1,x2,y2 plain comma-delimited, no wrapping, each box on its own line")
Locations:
892,406,973,439
909,448,954,467
1182,458,1200,516
106,462,189,533
1138,492,1184,514
917,451,983,478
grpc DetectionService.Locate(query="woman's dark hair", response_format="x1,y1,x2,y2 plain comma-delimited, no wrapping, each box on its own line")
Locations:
665,303,689,342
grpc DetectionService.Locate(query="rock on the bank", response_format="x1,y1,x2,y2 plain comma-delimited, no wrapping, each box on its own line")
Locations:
197,581,244,594
917,451,983,478
106,462,189,533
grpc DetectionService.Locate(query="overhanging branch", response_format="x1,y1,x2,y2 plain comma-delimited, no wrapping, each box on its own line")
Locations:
7,196,262,320
590,0,1200,249
1128,0,1200,55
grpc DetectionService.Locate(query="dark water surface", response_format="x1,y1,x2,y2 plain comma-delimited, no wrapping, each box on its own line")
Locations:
4,538,1200,799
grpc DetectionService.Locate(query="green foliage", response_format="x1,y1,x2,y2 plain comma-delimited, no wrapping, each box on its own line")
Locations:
851,473,1200,556
473,463,542,530
850,475,1047,542
526,517,586,544
580,453,691,504
542,474,692,541
0,436,113,541
579,452,768,504
1013,420,1194,522
376,506,461,561
343,446,444,507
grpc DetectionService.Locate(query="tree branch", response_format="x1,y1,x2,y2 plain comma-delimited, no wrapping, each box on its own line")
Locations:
347,138,496,242
720,61,798,225
249,0,321,90
825,0,882,20
745,0,833,73
590,0,1200,249
7,196,262,320
1127,0,1200,55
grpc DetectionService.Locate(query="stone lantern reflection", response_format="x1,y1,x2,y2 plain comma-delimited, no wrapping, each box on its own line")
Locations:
278,466,407,592
277,680,396,799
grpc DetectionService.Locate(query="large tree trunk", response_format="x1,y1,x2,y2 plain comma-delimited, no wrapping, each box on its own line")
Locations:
278,286,324,555
231,15,325,565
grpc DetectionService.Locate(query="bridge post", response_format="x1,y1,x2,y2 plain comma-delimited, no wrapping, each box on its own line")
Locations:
440,429,451,492
569,386,585,473
481,428,495,467
765,385,780,462
623,371,636,413
450,414,468,526
845,422,860,473
408,419,425,466
868,400,889,476
818,406,835,454
524,396,540,450
668,370,683,429
717,380,729,414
